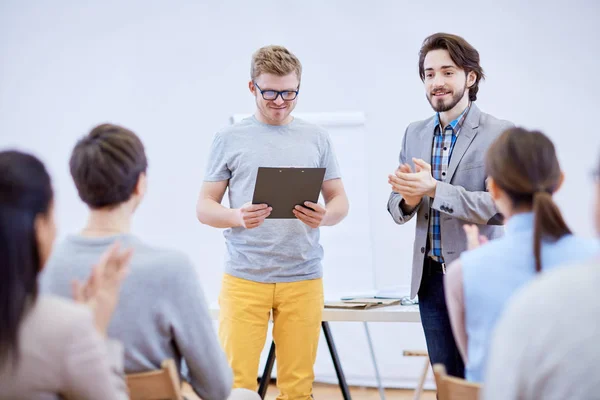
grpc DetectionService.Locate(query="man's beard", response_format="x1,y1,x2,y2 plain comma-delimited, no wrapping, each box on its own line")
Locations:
427,84,467,112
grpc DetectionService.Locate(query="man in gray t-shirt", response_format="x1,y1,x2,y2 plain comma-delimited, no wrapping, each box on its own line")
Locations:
196,45,349,399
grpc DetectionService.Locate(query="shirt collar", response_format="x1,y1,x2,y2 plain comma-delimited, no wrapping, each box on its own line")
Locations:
434,103,471,136
505,212,535,235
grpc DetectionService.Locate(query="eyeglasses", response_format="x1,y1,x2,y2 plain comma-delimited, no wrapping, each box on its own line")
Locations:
253,82,299,101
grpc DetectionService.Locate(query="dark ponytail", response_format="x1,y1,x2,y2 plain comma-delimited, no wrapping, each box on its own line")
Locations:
532,191,571,272
486,128,571,272
0,151,53,367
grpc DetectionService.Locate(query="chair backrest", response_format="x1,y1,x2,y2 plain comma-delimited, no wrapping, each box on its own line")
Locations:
433,364,481,400
126,359,183,400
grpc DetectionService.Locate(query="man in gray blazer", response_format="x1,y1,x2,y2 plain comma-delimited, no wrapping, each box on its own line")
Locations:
387,33,513,378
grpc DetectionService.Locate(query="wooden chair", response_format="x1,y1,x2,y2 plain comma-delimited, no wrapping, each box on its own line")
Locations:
403,350,430,400
126,359,183,400
433,364,481,400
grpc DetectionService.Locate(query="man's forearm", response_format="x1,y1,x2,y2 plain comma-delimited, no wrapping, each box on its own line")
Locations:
321,195,349,227
400,198,421,214
196,199,240,228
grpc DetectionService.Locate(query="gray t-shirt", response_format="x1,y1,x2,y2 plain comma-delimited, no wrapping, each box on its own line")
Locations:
204,115,341,283
40,234,233,400
483,257,600,400
204,116,340,283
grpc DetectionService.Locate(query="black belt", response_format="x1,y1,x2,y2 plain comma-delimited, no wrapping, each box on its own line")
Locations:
425,257,447,274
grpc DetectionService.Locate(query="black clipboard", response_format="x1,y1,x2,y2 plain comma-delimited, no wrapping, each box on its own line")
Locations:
252,167,326,219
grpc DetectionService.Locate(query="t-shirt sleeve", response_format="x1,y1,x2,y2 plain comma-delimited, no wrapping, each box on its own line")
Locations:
203,132,231,182
320,131,341,181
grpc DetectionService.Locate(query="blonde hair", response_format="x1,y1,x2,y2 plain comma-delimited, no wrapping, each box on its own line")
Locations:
250,45,302,81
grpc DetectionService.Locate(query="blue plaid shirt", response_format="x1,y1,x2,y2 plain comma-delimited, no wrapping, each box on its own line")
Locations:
428,104,471,263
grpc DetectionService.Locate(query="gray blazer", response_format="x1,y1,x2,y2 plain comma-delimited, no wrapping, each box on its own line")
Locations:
388,104,513,298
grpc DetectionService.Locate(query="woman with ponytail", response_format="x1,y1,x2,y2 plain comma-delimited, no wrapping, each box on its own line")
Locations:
444,128,599,383
0,150,131,399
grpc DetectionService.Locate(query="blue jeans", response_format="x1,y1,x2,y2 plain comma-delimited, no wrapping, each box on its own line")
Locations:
418,259,465,378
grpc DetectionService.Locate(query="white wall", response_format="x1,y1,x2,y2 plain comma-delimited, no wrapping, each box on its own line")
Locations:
2,0,599,388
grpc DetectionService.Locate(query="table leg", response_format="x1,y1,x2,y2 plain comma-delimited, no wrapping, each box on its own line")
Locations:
322,321,352,400
364,322,386,400
258,341,276,398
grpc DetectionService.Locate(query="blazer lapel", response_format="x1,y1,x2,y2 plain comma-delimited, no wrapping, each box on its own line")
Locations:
446,104,481,181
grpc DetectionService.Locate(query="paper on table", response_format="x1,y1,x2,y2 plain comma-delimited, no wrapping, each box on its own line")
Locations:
324,298,401,310
340,287,409,300
324,302,368,309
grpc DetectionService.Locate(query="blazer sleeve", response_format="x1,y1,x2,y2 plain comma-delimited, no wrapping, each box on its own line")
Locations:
61,308,128,400
431,181,503,225
387,125,422,224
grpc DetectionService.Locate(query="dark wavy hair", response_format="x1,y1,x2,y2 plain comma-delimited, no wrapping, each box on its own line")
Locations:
419,33,485,101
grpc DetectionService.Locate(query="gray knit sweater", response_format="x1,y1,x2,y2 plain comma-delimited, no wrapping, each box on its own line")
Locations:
40,234,233,400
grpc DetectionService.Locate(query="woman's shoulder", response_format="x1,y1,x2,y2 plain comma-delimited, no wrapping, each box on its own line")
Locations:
24,295,94,339
559,234,600,251
34,295,89,315
461,233,524,266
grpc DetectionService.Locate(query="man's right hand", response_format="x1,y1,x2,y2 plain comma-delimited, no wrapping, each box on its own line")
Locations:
237,203,272,229
389,163,422,211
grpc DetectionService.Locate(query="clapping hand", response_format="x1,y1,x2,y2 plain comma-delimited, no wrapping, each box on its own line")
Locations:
464,224,489,251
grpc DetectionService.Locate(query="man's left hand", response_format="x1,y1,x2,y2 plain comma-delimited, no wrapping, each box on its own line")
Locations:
293,201,326,228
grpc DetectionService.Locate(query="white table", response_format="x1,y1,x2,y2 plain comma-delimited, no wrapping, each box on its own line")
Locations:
209,304,420,323
210,304,420,399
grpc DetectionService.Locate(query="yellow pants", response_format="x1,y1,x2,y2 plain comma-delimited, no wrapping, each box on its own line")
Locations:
218,273,324,400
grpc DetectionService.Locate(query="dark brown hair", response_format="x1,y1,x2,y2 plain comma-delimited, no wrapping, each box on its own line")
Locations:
0,151,53,367
70,123,147,209
486,128,571,272
419,33,485,101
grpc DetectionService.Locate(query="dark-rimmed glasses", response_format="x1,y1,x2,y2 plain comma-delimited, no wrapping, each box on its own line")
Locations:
253,82,299,101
